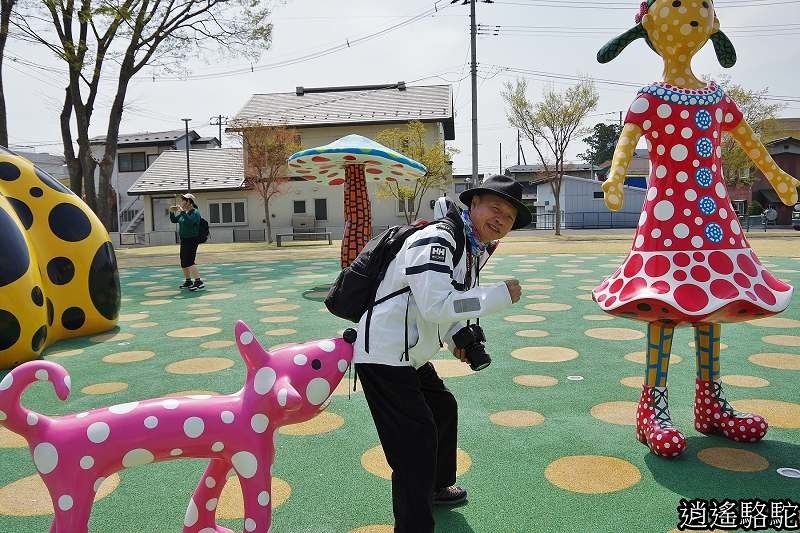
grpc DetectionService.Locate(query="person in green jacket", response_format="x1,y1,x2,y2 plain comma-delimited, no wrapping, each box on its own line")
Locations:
170,193,204,291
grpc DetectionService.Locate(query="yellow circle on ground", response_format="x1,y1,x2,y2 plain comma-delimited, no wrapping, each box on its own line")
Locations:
145,290,180,297
199,293,237,301
512,347,578,363
730,400,800,429
332,378,360,396
577,285,598,291
624,352,684,365
504,314,546,323
193,316,222,323
350,526,394,533
525,278,552,283
82,382,129,395
217,476,290,519
362,446,471,480
141,299,172,306
523,284,554,291
748,352,800,370
583,314,614,321
129,281,156,286
0,474,120,516
90,332,135,343
166,357,235,375
516,329,550,338
489,410,545,427
514,375,558,387
590,401,637,426
619,376,643,389
186,308,220,315
430,359,475,378
0,427,26,448
279,411,345,436
265,328,297,336
167,327,222,338
525,303,572,312
118,313,149,322
747,317,800,328
260,316,299,324
585,328,644,341
205,280,234,286
103,351,155,364
165,390,220,397
187,302,212,308
47,348,84,358
130,321,159,329
526,295,552,301
257,304,301,312
719,375,770,388
576,294,594,301
762,335,800,347
545,455,641,494
563,269,593,274
200,340,235,349
697,447,769,472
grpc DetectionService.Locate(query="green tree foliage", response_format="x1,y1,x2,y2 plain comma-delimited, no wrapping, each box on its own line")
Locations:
579,123,622,167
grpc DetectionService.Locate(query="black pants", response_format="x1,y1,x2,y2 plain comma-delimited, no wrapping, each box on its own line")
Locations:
356,362,458,533
179,237,200,268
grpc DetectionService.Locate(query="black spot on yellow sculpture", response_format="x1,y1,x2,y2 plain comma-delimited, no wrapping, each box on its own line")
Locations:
0,148,120,369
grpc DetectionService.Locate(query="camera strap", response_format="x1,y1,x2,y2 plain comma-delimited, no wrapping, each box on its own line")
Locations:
402,292,411,362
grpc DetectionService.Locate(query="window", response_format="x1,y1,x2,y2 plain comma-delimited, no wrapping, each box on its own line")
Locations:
454,183,468,194
314,198,328,220
593,191,604,199
732,200,747,216
147,153,160,168
208,199,247,225
293,200,306,214
397,198,414,216
118,152,147,172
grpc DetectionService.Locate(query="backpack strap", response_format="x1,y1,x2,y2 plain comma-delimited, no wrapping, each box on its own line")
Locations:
364,286,410,353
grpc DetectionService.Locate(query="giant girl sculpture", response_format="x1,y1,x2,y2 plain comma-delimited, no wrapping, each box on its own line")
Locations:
594,0,798,457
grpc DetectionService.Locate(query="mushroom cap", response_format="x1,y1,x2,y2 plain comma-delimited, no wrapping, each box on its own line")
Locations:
287,134,427,186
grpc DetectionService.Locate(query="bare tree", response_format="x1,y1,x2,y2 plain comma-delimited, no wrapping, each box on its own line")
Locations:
230,122,301,243
503,78,598,235
13,0,273,227
0,0,15,146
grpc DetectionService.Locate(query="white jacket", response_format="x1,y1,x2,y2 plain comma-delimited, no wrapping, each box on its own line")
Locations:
353,214,512,369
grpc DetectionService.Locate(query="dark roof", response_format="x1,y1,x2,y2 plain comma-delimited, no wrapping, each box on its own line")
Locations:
766,136,800,147
90,129,200,146
232,83,455,140
127,148,244,195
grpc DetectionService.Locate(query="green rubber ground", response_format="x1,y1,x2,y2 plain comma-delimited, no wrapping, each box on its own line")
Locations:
1,253,798,532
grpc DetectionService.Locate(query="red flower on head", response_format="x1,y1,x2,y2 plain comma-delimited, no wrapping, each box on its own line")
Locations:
635,1,649,23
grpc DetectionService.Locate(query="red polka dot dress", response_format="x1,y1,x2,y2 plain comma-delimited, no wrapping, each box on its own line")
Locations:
594,82,794,325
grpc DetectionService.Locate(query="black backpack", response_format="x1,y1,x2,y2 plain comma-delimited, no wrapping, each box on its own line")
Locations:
198,217,210,243
325,215,464,329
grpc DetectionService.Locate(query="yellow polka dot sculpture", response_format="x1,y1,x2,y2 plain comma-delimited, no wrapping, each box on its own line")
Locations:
0,149,120,369
593,0,797,458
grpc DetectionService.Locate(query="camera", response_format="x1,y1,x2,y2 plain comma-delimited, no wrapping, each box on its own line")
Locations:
452,324,491,371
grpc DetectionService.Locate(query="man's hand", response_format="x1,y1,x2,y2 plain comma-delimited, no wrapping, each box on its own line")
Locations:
505,278,521,303
451,347,468,363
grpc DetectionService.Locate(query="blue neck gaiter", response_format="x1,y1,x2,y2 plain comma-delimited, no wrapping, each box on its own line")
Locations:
461,210,486,256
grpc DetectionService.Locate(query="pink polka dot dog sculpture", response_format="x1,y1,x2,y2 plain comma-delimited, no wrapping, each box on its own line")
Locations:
0,321,356,532
594,0,798,457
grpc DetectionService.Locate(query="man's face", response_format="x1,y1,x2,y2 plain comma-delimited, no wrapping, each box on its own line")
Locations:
469,193,517,242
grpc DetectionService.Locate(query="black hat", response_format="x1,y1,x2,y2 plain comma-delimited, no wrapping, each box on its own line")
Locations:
459,174,531,230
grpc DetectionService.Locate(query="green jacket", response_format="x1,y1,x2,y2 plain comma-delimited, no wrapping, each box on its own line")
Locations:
170,208,200,238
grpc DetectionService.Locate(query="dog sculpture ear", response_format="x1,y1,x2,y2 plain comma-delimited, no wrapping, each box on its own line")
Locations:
275,378,303,412
235,320,270,370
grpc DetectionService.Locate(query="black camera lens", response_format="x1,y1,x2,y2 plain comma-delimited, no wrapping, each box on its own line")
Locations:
452,324,491,371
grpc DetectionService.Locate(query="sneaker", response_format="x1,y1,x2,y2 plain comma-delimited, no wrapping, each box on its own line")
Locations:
432,486,467,505
189,279,205,291
179,279,193,289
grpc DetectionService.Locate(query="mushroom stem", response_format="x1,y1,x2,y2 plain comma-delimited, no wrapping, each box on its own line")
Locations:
342,164,372,268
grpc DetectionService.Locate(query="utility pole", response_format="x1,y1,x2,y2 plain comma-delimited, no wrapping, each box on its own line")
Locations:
209,115,228,148
517,130,521,165
619,110,623,128
499,142,502,174
182,118,192,192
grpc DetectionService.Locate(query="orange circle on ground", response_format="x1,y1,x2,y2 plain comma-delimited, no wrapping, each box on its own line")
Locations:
0,427,26,448
526,294,551,300
545,455,641,494
47,348,84,358
362,446,471,480
130,321,158,329
762,335,800,347
514,375,558,387
583,315,614,321
747,317,800,328
748,353,800,370
430,359,475,378
279,411,344,436
504,315,546,323
259,316,299,324
624,352,683,365
258,304,301,312
103,351,155,364
166,357,235,375
167,327,222,338
730,400,800,429
490,410,545,427
697,447,769,472
186,308,220,315
0,474,120,516
217,476,290,518
512,347,578,363
141,299,172,306
350,526,394,533
265,328,297,336
515,329,550,338
119,313,149,322
719,375,770,388
585,328,644,341
91,332,135,343
200,340,235,349
525,303,572,312
523,284,554,291
590,401,637,426
82,382,128,395
332,378,360,396
576,294,594,301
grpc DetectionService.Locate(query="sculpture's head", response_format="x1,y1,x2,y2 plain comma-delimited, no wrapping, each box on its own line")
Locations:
597,0,736,68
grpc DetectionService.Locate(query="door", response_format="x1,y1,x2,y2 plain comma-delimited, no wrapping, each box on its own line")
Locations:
152,196,176,231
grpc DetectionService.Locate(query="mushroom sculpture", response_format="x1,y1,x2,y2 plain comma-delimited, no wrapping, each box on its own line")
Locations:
288,134,427,268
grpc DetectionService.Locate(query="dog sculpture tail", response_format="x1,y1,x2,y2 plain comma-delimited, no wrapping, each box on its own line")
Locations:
0,360,70,434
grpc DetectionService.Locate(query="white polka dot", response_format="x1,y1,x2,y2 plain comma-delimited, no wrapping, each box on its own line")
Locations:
681,127,693,139
725,113,734,123
638,212,648,226
239,331,254,345
681,110,690,119
630,97,650,113
122,448,155,468
677,171,688,182
109,402,139,415
205,477,216,489
666,188,674,196
306,378,332,405
0,374,13,390
185,499,199,527
665,124,675,134
634,234,645,248
212,442,224,452
27,413,38,426
0,410,5,421
221,411,235,424
695,217,703,225
163,399,180,410
144,416,159,429
643,120,652,130
93,477,105,493
715,109,723,122
258,491,270,506
76,412,89,419
670,144,688,161
716,146,722,158
647,187,658,201
685,189,698,201
205,498,218,511
87,422,111,444
35,369,48,381
80,456,94,470
683,208,692,216
277,388,288,407
731,219,741,235
657,145,665,155
664,239,673,247
719,208,728,219
232,451,259,479
184,417,205,439
655,165,667,179
673,224,689,239
245,518,257,532
691,236,704,248
651,228,662,238
293,354,307,366
654,200,675,221
33,443,58,474
338,359,349,373
657,104,672,118
715,182,726,198
171,448,183,456
317,340,336,352
254,367,277,395
58,495,74,511
251,414,269,433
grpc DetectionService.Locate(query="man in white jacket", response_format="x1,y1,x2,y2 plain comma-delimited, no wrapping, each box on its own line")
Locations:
354,174,531,533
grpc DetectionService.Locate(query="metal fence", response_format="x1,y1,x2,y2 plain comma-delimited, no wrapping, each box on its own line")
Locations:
233,229,267,242
525,211,641,230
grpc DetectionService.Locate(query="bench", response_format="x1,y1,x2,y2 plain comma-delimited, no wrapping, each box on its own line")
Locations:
276,214,332,247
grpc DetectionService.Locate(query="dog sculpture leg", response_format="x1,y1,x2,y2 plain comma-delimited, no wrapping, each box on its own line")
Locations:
48,479,94,533
184,458,234,533
238,468,273,533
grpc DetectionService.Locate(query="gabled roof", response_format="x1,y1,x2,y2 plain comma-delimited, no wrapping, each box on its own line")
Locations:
90,129,199,146
232,83,455,140
127,148,244,195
